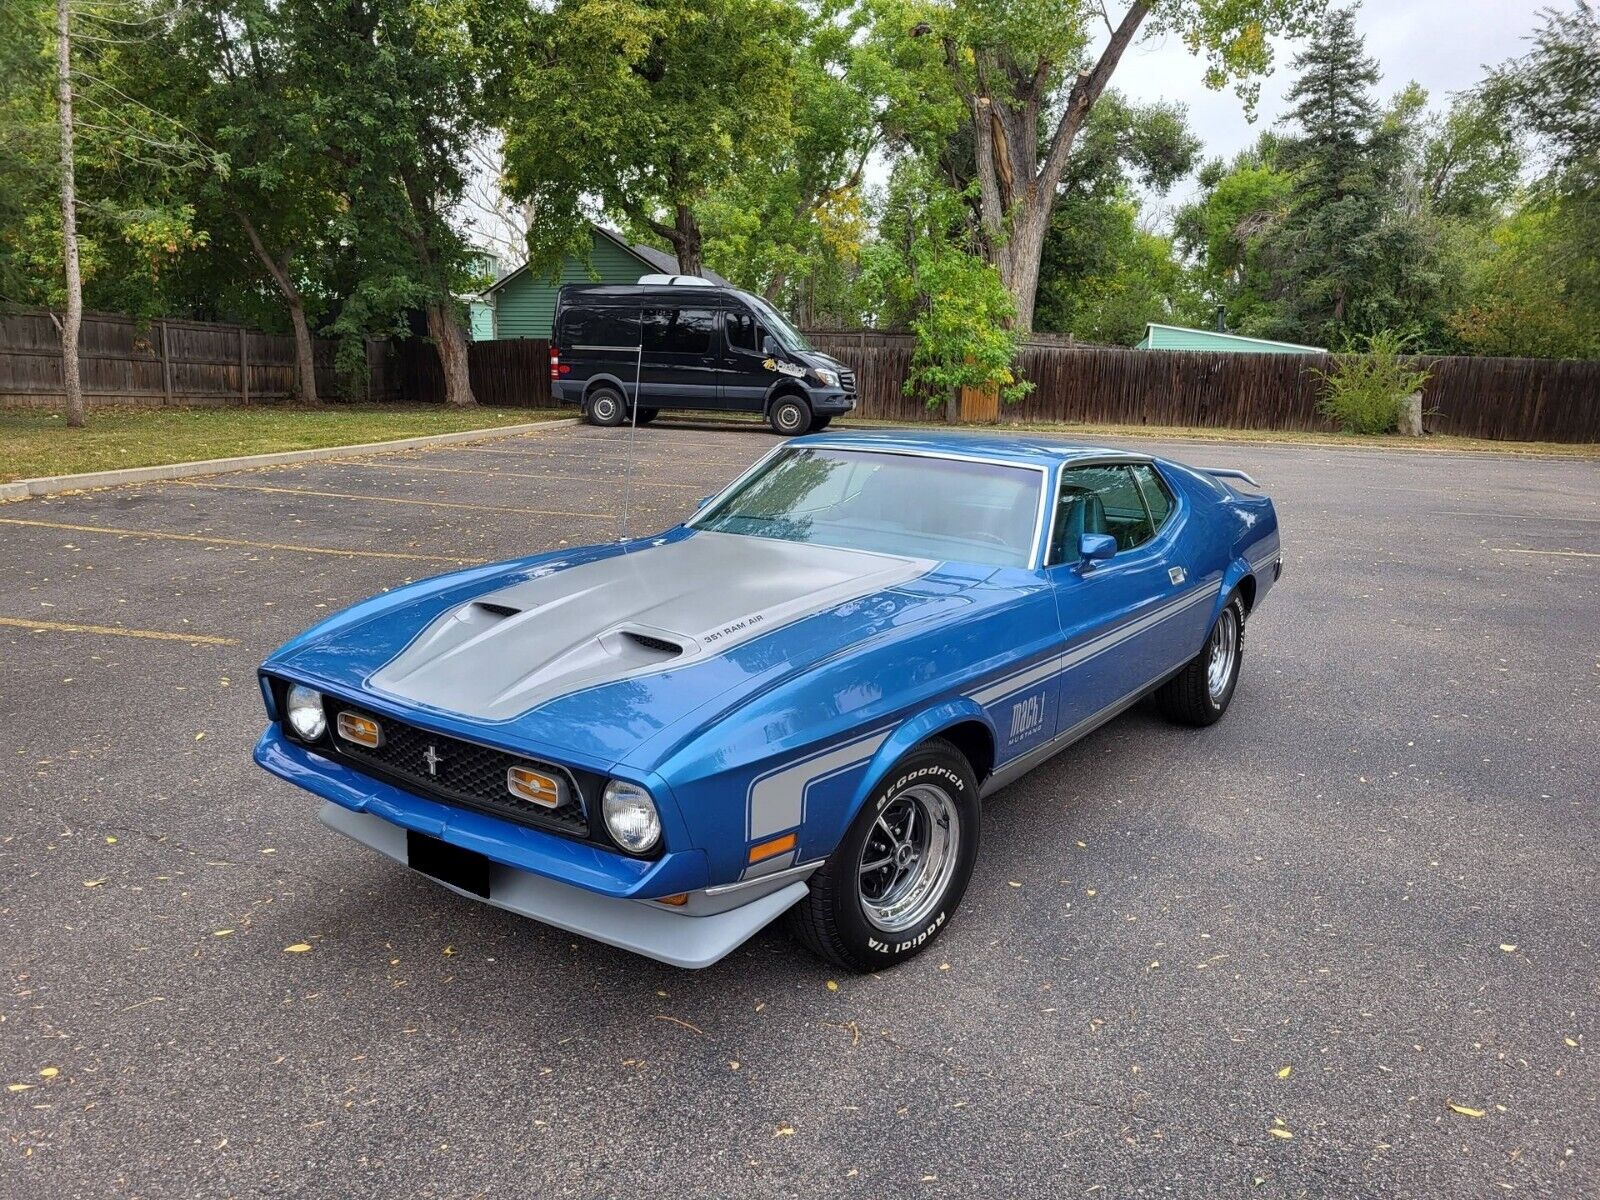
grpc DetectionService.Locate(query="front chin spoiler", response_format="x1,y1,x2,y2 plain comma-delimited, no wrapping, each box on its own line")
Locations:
318,803,809,969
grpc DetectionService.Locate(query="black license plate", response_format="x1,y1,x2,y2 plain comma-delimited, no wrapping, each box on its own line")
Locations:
406,829,491,898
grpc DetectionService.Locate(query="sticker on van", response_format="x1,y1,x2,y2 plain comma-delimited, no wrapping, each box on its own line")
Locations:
763,358,806,378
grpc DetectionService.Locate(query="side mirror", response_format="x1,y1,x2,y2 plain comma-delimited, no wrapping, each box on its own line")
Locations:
696,494,716,510
1078,533,1117,566
760,334,779,356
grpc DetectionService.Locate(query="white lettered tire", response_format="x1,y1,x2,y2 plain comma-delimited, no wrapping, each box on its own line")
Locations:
788,738,979,972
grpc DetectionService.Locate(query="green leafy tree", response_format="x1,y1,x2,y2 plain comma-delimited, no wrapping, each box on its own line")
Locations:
480,0,802,278
858,158,1030,407
868,0,1325,332
1036,93,1200,343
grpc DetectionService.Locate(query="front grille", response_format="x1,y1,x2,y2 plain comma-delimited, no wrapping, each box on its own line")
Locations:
328,703,589,837
839,370,857,394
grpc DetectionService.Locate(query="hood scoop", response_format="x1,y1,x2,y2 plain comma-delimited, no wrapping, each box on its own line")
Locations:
615,630,683,660
474,601,522,619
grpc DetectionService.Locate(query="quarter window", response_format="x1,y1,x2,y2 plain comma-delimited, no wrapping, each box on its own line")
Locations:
1048,464,1156,564
642,307,715,355
1130,463,1174,530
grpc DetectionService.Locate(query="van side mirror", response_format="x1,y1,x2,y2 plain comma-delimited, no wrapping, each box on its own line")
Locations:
1078,533,1117,566
760,334,779,356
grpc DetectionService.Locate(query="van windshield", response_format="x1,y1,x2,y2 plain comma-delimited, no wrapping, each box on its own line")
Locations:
745,296,814,354
693,447,1043,567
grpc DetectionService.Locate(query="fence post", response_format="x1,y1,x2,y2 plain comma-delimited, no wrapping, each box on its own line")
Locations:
159,319,173,405
239,325,249,404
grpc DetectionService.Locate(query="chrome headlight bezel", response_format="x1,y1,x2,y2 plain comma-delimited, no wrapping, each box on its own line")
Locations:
285,684,327,742
601,779,661,853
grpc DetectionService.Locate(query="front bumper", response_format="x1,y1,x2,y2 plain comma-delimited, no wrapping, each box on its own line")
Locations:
807,387,856,414
319,804,809,969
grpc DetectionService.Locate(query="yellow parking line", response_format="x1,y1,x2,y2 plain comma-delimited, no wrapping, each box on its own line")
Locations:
162,479,613,520
1491,547,1600,559
0,517,484,565
0,616,239,645
326,459,709,490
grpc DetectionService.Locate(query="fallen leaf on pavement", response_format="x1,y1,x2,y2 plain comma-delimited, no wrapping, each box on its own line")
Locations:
1277,1066,1293,1078
1269,1128,1293,1140
1448,1102,1486,1118
283,943,312,953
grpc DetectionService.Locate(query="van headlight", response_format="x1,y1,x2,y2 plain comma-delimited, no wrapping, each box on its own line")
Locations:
812,367,839,388
285,684,327,741
602,780,661,853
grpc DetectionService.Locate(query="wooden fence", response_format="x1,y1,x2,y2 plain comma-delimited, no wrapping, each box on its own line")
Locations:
0,306,342,408
391,335,552,407
803,331,1600,443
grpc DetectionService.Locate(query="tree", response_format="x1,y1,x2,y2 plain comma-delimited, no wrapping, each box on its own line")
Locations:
54,0,85,426
481,0,803,277
1035,93,1200,343
879,0,1323,332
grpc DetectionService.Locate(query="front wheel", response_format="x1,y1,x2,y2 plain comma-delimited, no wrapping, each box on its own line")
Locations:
1156,593,1245,726
768,395,811,436
788,738,979,972
634,407,659,426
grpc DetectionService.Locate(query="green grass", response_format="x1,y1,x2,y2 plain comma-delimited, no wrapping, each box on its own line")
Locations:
0,405,568,483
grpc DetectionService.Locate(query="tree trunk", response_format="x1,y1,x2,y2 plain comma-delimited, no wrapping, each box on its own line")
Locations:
671,204,703,277
55,0,84,428
235,210,319,404
997,209,1051,335
429,303,475,407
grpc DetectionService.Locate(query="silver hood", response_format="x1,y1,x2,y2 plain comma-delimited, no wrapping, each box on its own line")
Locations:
369,531,933,721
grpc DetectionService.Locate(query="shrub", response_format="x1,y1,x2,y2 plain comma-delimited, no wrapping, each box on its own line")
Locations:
1314,330,1432,434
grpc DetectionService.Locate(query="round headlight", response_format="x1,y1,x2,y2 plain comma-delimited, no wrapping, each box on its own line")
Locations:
285,684,327,741
602,780,661,853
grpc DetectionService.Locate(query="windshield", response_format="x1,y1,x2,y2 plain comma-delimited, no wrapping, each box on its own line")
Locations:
693,447,1043,567
744,295,814,354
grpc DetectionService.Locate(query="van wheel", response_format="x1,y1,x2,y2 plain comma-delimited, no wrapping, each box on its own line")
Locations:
585,387,626,427
807,415,833,433
769,396,811,436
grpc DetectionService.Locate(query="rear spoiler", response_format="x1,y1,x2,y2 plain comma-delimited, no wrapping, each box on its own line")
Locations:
1199,467,1261,488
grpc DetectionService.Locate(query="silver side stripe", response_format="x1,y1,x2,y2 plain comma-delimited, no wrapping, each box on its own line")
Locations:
746,727,892,843
968,582,1221,708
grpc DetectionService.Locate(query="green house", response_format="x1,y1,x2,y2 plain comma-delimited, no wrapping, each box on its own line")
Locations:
471,224,731,340
1135,322,1326,354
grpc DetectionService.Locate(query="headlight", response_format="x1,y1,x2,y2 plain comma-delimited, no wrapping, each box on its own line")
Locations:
812,368,839,388
285,684,327,741
602,780,661,853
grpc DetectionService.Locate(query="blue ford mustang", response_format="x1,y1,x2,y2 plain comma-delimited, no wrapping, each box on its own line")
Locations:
255,431,1280,971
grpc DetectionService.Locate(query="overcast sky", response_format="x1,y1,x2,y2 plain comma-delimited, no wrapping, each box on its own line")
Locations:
1116,0,1549,211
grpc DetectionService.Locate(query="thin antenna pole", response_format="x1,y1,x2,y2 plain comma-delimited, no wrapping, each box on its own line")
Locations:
618,325,644,547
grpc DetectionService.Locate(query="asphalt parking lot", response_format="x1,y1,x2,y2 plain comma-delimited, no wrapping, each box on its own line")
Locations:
2,418,1596,1198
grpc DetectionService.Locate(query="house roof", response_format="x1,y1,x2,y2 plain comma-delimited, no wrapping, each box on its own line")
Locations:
481,223,731,296
1139,322,1327,353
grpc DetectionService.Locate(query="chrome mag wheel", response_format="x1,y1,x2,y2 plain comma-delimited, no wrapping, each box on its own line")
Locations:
1207,605,1239,703
857,783,960,933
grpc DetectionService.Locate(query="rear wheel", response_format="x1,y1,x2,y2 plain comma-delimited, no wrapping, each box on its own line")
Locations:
807,414,833,432
788,738,979,972
634,407,659,426
584,386,626,427
768,395,811,436
1156,593,1245,726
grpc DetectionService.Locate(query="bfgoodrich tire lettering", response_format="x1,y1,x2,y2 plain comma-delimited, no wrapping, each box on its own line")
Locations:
788,738,979,972
1156,592,1245,726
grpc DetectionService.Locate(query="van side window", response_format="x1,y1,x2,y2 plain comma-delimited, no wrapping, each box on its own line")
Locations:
726,310,760,352
642,308,715,355
560,307,638,348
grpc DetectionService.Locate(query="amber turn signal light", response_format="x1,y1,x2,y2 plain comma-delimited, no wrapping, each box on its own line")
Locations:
335,711,383,748
655,893,690,907
747,832,797,865
507,765,565,809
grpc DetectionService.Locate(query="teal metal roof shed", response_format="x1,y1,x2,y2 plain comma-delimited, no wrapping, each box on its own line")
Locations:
473,225,731,340
1135,323,1326,354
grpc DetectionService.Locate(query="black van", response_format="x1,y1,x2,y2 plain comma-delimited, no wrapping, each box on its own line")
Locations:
550,281,856,434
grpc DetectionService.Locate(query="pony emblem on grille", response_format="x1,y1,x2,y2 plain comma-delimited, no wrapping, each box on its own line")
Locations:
422,744,445,777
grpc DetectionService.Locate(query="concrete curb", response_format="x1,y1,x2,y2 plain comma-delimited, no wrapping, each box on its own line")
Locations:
1,418,579,502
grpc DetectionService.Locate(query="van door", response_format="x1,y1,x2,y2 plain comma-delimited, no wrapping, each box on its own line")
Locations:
639,306,722,410
721,308,775,415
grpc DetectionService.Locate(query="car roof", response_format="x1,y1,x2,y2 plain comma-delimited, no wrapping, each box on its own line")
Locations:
789,429,1151,469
